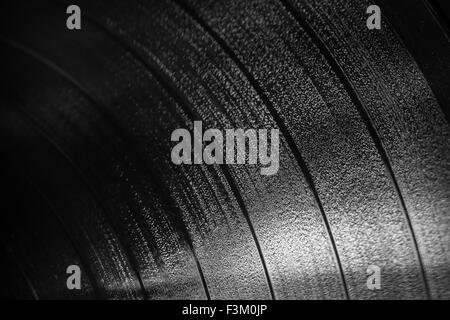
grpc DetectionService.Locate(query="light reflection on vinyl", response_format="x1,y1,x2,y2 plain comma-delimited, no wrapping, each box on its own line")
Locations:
0,0,449,300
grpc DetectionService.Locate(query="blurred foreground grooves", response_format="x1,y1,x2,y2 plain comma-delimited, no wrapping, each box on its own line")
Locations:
0,0,449,300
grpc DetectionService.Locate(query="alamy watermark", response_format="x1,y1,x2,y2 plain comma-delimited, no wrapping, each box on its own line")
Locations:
171,121,280,176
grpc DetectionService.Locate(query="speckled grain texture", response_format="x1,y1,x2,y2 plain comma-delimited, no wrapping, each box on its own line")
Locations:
0,0,449,299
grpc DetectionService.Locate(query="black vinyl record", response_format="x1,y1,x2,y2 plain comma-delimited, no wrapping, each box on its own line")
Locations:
0,0,449,300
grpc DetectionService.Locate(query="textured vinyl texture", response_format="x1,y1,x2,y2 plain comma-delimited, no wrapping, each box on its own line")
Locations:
0,0,449,300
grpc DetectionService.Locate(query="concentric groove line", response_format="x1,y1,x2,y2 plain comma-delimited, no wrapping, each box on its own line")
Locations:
424,0,450,40
9,79,207,302
279,0,431,299
150,57,276,300
219,167,276,299
11,18,210,298
77,7,277,300
159,82,275,300
0,37,149,300
0,100,103,299
59,4,212,300
5,34,209,300
69,3,280,300
0,243,39,300
25,174,104,299
373,0,450,127
172,0,349,299
0,138,102,299
54,10,213,300
396,0,450,126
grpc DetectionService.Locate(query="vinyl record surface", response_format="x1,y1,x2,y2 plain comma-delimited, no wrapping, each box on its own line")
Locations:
0,0,450,300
